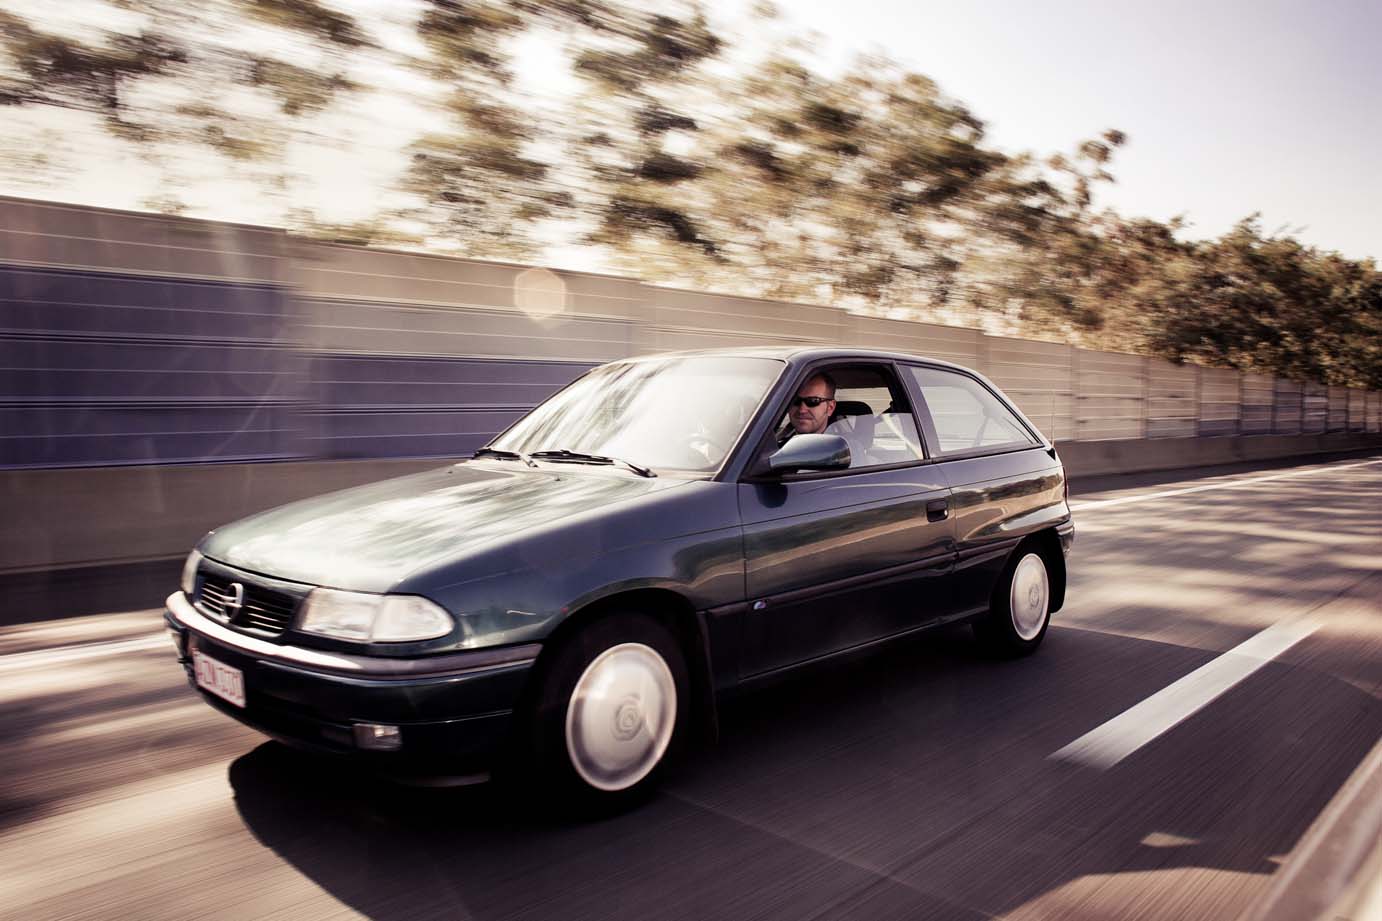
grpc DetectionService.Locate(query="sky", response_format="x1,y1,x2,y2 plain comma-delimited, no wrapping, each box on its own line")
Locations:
750,0,1381,260
1,0,1377,262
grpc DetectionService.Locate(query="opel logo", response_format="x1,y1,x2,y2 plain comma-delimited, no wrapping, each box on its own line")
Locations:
223,582,245,620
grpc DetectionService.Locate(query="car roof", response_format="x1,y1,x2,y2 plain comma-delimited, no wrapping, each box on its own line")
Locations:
612,345,976,373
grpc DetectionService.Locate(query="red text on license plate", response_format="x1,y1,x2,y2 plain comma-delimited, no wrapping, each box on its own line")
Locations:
193,649,246,708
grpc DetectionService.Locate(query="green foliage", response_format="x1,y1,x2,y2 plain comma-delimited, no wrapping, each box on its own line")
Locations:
0,1,1375,388
250,59,357,116
0,2,366,161
242,0,371,48
0,9,187,116
1141,220,1381,388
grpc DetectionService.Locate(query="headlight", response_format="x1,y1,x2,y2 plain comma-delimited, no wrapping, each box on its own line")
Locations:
298,589,455,643
180,549,204,596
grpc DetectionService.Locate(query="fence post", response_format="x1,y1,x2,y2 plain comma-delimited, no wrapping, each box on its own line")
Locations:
1062,344,1073,441
1235,371,1244,435
1141,355,1150,439
1192,364,1202,437
1071,347,1081,442
974,329,990,377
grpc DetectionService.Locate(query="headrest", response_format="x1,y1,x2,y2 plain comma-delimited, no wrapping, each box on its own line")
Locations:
832,400,873,418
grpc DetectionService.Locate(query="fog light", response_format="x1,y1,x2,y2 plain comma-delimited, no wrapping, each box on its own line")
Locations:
353,722,402,751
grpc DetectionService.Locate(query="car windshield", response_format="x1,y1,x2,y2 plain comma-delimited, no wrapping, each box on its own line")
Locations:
489,355,784,473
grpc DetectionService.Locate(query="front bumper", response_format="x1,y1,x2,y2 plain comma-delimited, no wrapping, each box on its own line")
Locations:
166,591,540,774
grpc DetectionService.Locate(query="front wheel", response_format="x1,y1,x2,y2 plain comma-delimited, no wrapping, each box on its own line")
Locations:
530,612,688,810
973,549,1051,656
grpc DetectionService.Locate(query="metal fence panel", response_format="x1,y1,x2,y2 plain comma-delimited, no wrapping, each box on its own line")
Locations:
637,286,842,355
638,325,817,353
841,316,983,369
846,315,984,369
1273,379,1303,434
646,287,845,346
910,322,985,369
1,197,288,284
1302,382,1329,434
295,295,625,460
1146,359,1197,438
1327,385,1350,432
293,241,643,320
0,403,301,468
306,355,590,459
3,194,1380,469
1198,367,1240,436
1075,350,1145,441
1348,388,1367,432
0,263,303,468
981,336,1073,442
298,297,634,363
1240,373,1275,435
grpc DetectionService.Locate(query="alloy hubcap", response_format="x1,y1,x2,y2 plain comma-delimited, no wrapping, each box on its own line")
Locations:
565,642,676,792
1010,553,1050,641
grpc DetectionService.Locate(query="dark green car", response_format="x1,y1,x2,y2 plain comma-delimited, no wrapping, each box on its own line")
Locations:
166,347,1074,805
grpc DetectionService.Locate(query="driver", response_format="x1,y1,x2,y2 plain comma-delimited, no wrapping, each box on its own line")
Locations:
777,372,837,445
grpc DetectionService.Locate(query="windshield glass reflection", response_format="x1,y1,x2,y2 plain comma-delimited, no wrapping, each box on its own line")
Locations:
490,356,783,472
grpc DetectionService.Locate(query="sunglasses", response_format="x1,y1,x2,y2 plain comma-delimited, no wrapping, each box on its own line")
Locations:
790,395,832,408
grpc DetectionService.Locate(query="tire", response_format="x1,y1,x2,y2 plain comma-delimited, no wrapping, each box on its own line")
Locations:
529,611,689,811
973,547,1051,657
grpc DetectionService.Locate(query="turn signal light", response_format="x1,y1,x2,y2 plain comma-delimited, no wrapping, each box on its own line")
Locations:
353,722,402,751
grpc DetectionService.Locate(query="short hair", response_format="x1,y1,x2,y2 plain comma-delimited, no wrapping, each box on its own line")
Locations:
802,371,837,399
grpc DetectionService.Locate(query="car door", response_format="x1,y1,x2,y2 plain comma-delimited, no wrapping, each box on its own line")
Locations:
737,363,958,677
903,364,1067,618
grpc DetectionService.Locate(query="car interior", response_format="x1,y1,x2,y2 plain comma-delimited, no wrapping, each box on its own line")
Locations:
773,365,926,469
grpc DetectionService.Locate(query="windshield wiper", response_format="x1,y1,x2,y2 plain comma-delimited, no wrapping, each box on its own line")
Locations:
530,449,655,478
471,447,537,468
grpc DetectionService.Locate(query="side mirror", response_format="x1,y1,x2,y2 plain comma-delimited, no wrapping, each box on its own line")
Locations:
767,433,851,474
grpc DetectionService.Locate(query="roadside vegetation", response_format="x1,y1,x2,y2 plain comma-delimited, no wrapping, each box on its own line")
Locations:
1,0,1377,387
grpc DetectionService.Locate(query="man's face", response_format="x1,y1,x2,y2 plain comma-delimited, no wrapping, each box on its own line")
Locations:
790,376,836,434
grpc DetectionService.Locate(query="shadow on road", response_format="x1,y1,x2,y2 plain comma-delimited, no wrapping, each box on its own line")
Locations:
228,621,1380,921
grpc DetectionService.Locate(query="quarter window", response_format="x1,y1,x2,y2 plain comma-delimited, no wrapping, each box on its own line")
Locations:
907,366,1038,455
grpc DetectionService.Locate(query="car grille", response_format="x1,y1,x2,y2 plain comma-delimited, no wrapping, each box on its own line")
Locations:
197,574,298,635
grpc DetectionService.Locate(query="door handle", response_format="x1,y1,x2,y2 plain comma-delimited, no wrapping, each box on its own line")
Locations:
926,499,949,522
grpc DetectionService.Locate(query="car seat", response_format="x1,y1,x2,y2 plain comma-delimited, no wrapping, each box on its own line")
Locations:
827,401,878,467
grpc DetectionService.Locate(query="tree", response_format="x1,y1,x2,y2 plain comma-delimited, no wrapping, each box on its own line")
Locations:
0,1,372,210
1,2,1376,387
562,45,1020,314
1144,219,1382,388
400,0,722,260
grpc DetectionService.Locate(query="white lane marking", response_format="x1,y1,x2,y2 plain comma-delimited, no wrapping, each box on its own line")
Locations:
0,634,169,673
1049,617,1321,770
1069,457,1382,512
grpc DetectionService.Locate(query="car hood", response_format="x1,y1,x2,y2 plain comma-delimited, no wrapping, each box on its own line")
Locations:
200,462,693,592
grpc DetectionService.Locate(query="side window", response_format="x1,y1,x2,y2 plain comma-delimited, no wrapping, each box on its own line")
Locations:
773,365,925,469
907,366,1038,455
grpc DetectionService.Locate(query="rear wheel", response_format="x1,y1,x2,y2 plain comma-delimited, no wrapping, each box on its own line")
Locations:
530,612,688,810
974,548,1051,656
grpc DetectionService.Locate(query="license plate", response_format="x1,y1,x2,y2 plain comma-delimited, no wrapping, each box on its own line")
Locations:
193,649,246,708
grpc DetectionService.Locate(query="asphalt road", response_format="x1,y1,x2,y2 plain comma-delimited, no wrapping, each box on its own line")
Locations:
3,455,1380,921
